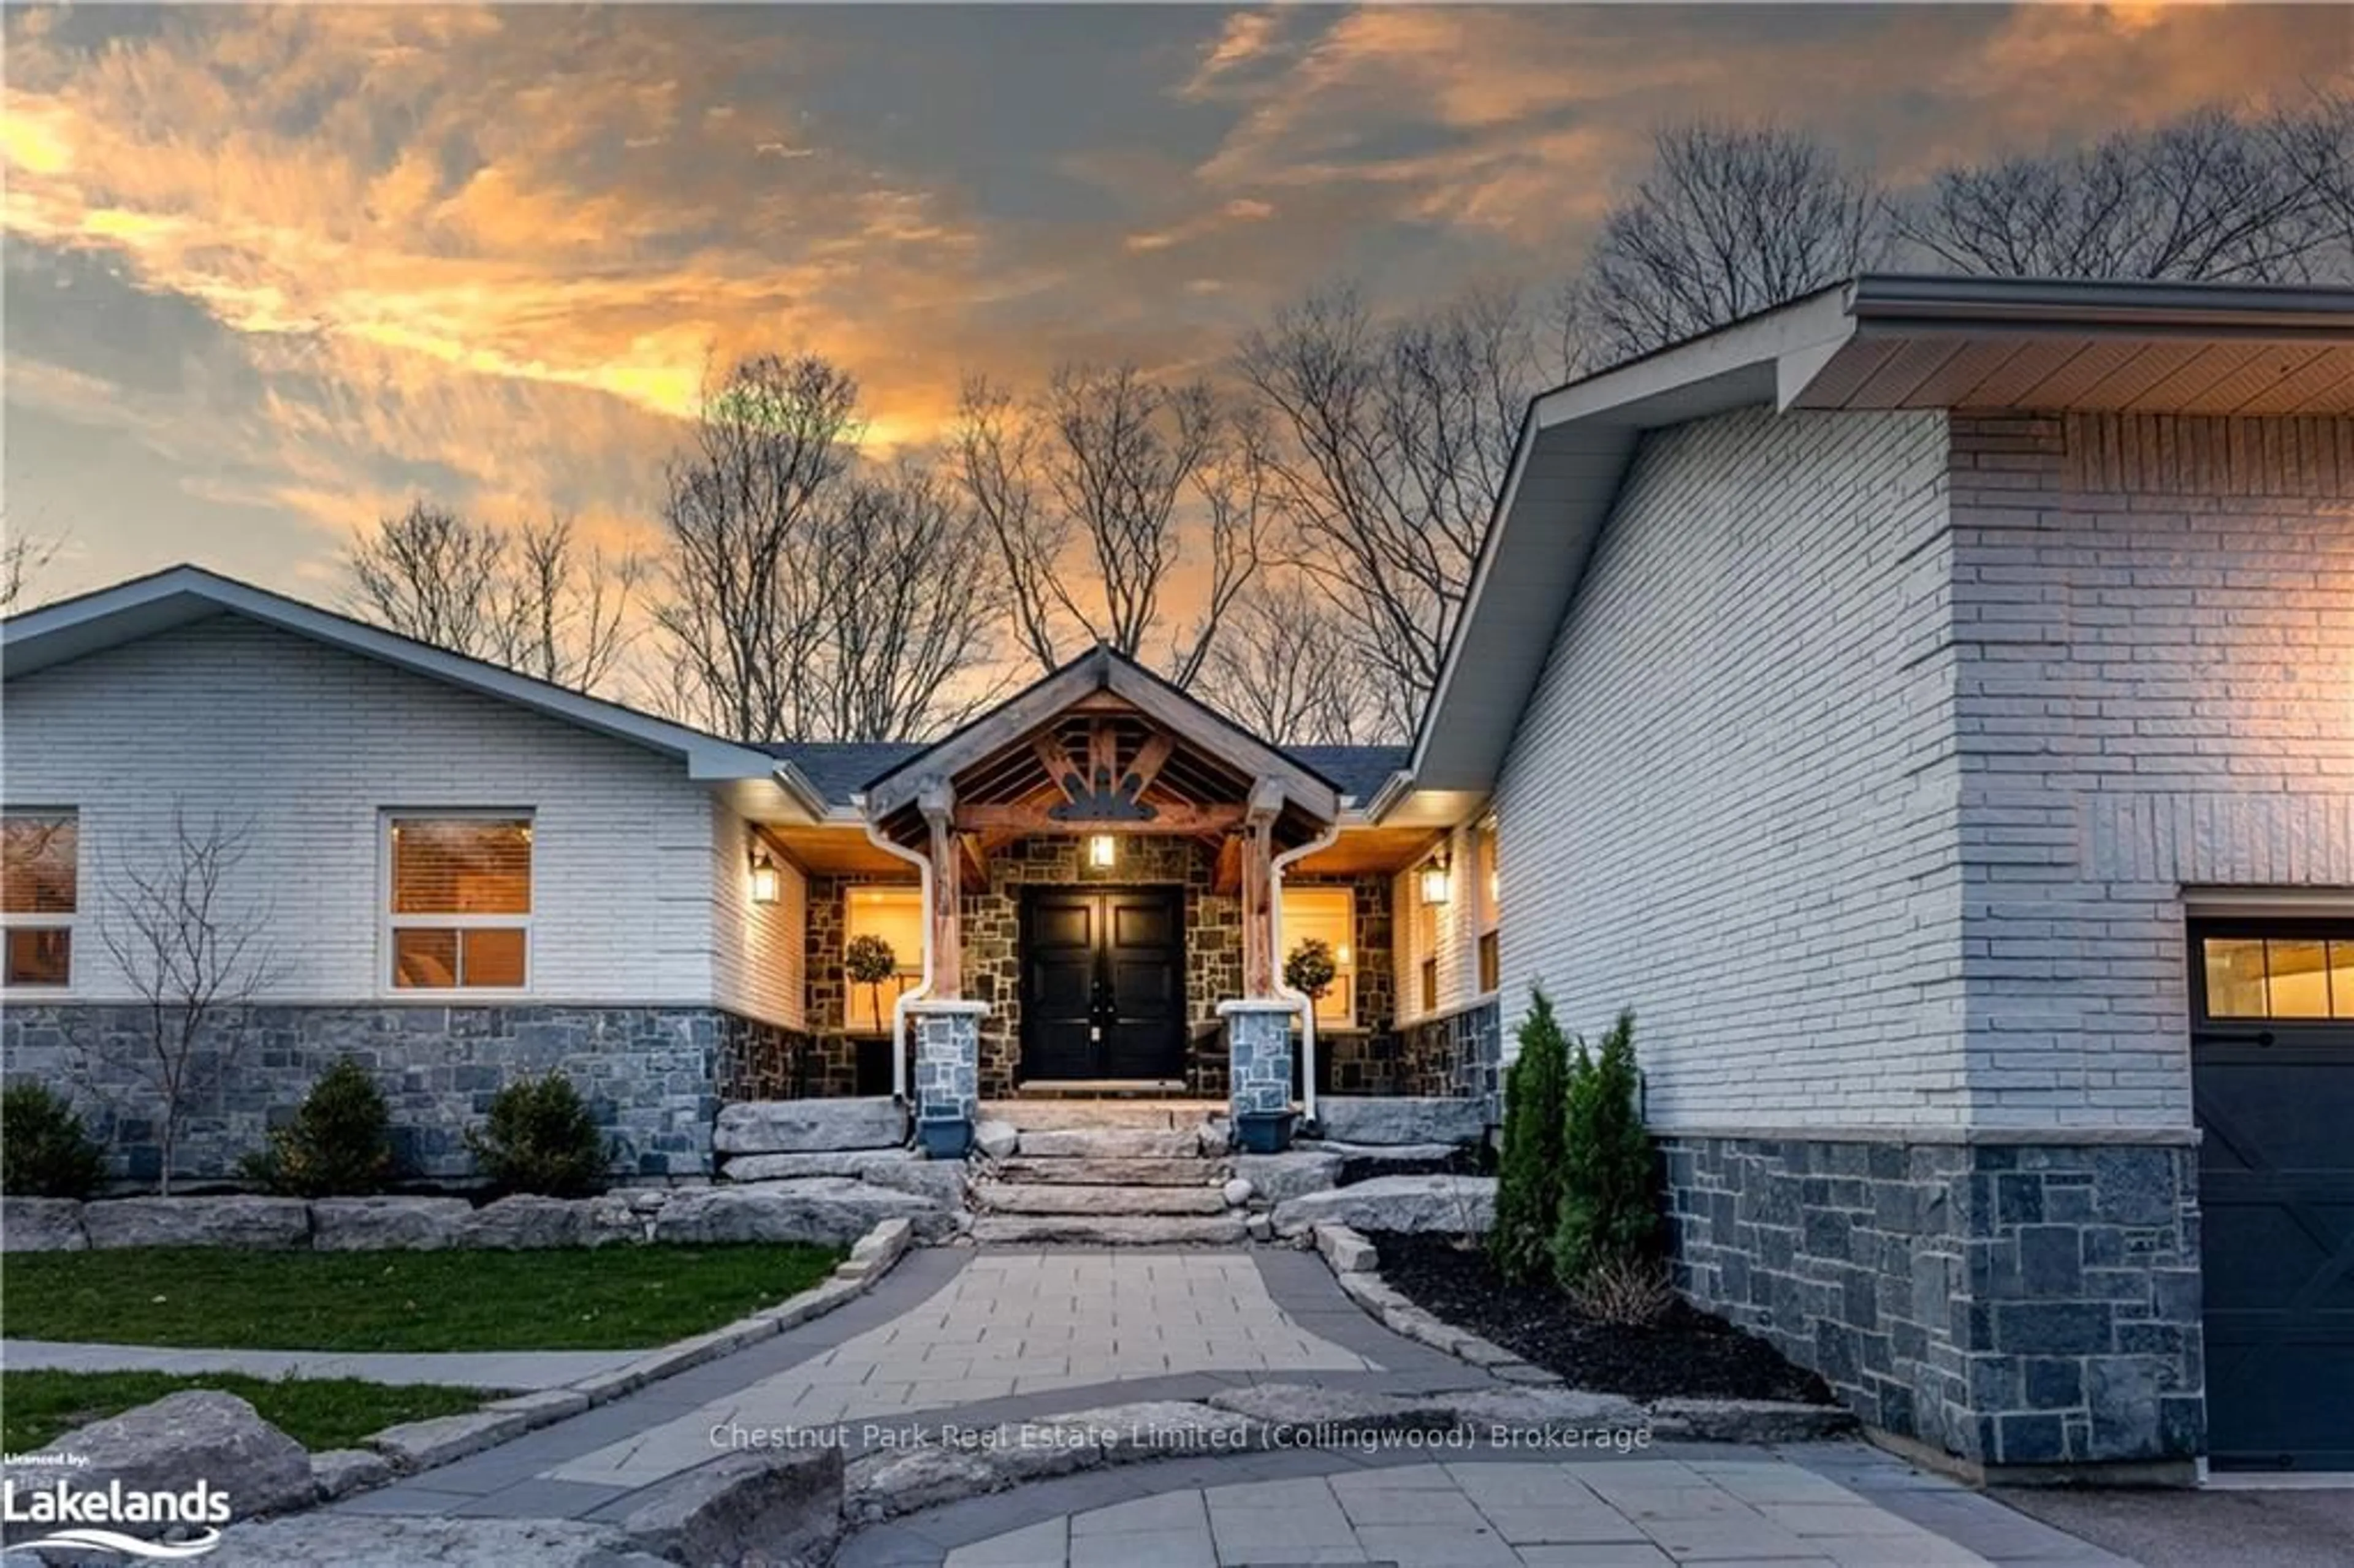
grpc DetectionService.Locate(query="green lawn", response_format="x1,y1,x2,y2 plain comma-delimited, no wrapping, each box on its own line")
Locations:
0,1243,844,1353
1,1370,486,1453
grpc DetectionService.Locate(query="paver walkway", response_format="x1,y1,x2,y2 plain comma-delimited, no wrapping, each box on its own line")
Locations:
304,1248,2128,1568
0,1339,638,1391
545,1251,1377,1490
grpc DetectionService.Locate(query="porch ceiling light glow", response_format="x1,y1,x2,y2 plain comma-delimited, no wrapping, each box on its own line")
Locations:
750,847,782,905
1087,834,1118,869
1420,857,1452,906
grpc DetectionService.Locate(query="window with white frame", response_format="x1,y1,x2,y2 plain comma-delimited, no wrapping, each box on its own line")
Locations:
2,812,77,988
843,885,925,1033
387,815,532,990
1475,823,1499,996
1281,885,1357,1029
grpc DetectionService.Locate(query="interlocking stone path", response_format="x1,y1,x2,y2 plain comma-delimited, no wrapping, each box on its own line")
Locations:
939,1460,1998,1567
545,1251,1375,1490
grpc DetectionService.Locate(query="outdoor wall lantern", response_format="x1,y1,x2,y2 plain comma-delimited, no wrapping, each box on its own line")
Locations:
1088,834,1118,869
1419,855,1452,906
750,847,782,905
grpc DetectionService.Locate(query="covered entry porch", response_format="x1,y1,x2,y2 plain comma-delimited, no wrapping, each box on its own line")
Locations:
856,648,1344,1142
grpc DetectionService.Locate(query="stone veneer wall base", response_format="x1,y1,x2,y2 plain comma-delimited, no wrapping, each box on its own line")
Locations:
1661,1131,2204,1480
3,1003,755,1181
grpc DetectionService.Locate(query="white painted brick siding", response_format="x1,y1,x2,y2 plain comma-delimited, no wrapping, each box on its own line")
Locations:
5,617,725,1005
1951,411,2354,1128
1493,407,1968,1127
710,805,806,1029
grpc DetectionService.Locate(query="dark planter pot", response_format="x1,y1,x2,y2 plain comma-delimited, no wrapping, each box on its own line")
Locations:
1234,1111,1297,1154
916,1117,972,1160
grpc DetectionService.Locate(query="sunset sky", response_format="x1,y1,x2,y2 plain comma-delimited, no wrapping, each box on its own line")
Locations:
6,3,2350,607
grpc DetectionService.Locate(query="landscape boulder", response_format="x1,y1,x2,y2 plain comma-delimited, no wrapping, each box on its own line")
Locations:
310,1196,471,1251
21,1391,313,1529
1233,1151,1342,1203
455,1195,592,1250
620,1445,843,1566
972,1118,1019,1159
82,1196,312,1251
713,1099,905,1155
1312,1097,1487,1147
202,1517,671,1567
720,1149,915,1182
652,1180,948,1246
1,1197,86,1252
1270,1174,1496,1237
858,1160,967,1207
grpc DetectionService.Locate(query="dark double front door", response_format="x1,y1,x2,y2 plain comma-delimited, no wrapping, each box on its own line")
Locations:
1021,888,1185,1082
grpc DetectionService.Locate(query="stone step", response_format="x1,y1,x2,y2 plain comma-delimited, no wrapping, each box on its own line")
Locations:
1015,1128,1201,1160
980,1183,1228,1217
990,1157,1224,1187
970,1214,1249,1247
982,1101,1217,1132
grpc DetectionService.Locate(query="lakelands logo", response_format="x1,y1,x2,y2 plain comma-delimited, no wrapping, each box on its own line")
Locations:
1,1475,229,1559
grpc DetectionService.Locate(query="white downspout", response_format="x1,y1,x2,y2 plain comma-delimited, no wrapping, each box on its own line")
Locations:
861,810,934,1106
1271,820,1344,1128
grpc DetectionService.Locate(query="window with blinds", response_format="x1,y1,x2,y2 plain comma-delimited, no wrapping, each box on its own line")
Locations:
387,816,531,989
2,812,77,988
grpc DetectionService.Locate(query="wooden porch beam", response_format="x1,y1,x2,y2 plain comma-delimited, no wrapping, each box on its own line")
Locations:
918,779,961,1000
1240,778,1284,999
954,802,1247,835
1124,733,1175,799
1030,732,1082,801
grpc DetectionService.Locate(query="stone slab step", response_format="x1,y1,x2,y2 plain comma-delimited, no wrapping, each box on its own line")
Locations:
1015,1128,1200,1160
981,1183,1227,1217
982,1100,1215,1132
970,1214,1249,1247
990,1157,1224,1187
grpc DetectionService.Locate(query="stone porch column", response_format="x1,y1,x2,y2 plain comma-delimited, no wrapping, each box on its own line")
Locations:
905,1000,989,1155
1220,998,1300,1149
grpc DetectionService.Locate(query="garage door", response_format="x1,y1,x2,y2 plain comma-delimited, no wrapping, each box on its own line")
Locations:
2190,921,2354,1471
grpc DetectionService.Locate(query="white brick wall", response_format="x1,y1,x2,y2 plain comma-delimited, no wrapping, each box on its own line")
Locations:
1951,411,2354,1128
710,805,806,1029
5,617,727,1005
1493,407,1968,1127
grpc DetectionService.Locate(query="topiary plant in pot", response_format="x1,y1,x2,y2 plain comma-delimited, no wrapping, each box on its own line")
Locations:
844,934,898,1035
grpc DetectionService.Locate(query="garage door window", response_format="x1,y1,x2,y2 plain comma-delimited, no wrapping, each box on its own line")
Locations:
2199,931,2354,1020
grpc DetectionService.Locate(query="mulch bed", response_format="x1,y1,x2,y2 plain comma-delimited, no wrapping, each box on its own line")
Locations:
1365,1231,1834,1406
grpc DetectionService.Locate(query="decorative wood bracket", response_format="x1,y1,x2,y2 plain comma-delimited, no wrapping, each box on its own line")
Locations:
1034,720,1173,823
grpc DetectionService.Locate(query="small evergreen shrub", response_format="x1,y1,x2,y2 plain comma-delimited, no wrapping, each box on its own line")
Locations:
243,1056,396,1197
1,1082,107,1200
465,1072,609,1198
1487,988,1572,1284
1550,1008,1660,1290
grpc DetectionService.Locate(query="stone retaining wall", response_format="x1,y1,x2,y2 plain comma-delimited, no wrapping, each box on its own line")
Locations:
1661,1132,2203,1477
2,1003,752,1182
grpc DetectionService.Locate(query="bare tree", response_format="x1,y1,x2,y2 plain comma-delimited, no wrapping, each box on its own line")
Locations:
1237,283,1541,736
814,462,1019,740
1196,576,1388,744
951,365,1263,686
345,502,643,692
85,804,284,1195
653,354,864,740
657,354,1009,741
1572,121,1884,367
1900,94,2354,284
489,515,645,691
2,520,64,613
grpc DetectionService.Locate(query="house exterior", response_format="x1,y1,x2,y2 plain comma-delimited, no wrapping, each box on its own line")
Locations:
0,579,1471,1182
1414,275,2354,1480
5,273,2350,1481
